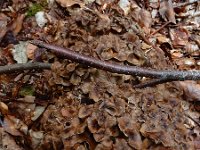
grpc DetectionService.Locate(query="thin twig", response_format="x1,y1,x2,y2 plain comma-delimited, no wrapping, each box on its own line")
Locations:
0,62,51,74
150,21,171,36
173,0,199,8
30,40,200,81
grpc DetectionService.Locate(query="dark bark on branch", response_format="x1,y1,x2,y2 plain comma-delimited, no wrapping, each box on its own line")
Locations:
0,62,51,74
30,40,200,81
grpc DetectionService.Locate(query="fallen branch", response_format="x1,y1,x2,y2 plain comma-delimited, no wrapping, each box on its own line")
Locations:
0,62,51,74
30,40,200,81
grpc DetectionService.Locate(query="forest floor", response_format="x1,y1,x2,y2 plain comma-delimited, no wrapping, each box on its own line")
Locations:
0,0,200,149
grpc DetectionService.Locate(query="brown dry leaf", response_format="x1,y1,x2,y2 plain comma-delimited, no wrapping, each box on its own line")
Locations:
113,139,132,150
26,43,38,60
100,48,117,60
29,129,44,149
130,3,152,34
4,114,28,135
193,136,200,149
156,34,170,44
118,115,142,149
11,14,25,35
185,43,199,55
63,132,96,149
0,13,8,42
140,123,174,147
61,106,77,118
141,42,152,50
2,115,22,136
78,105,93,118
170,49,183,59
127,52,146,66
178,81,200,101
170,27,189,48
96,13,111,32
174,57,196,69
138,9,152,34
56,0,84,8
159,0,176,24
0,128,23,150
99,98,125,117
0,102,8,115
61,117,86,139
70,73,81,85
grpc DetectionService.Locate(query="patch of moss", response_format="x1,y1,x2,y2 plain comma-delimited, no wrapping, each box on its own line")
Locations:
19,85,35,96
26,1,48,17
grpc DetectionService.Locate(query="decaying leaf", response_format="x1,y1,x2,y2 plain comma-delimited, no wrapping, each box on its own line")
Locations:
140,123,174,147
118,0,130,15
0,128,22,150
118,115,142,149
11,41,28,63
29,129,44,149
179,81,200,101
169,27,189,48
56,0,84,8
0,13,8,42
0,102,8,115
78,105,93,118
26,43,38,60
159,0,176,24
138,9,152,34
31,106,46,121
2,116,22,136
11,14,25,35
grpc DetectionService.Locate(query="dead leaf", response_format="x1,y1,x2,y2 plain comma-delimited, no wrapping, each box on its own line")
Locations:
118,115,142,149
138,9,152,34
61,106,77,118
31,106,46,121
56,0,84,8
0,13,8,42
156,34,170,44
159,0,176,24
0,102,8,115
194,138,200,149
140,123,174,147
26,43,38,60
169,27,189,48
11,41,28,63
11,14,25,35
3,115,22,136
29,129,44,149
179,81,200,101
0,128,23,150
113,139,132,149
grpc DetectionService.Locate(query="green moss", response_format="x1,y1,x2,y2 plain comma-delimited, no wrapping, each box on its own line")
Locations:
26,1,48,17
19,85,35,96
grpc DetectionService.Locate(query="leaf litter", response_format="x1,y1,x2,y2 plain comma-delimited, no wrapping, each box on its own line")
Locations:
0,0,200,149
